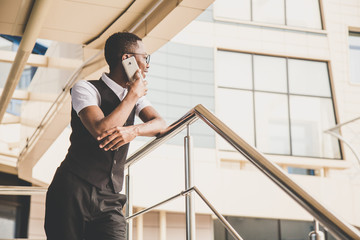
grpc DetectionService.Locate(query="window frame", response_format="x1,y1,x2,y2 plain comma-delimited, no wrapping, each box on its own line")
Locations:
213,0,326,31
215,48,342,160
348,31,360,85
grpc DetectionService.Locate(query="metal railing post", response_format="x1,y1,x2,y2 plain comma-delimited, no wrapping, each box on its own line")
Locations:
184,125,196,240
126,167,133,240
124,104,360,240
309,220,325,240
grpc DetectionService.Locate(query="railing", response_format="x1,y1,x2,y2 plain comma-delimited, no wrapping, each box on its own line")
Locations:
324,116,360,168
124,104,360,240
1,104,360,239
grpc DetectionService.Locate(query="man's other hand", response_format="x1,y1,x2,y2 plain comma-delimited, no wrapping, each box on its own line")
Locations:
97,126,139,151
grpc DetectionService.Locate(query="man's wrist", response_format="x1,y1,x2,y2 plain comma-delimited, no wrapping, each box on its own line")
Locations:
130,125,140,137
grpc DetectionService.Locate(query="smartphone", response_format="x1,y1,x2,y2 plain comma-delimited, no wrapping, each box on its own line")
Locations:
122,56,143,82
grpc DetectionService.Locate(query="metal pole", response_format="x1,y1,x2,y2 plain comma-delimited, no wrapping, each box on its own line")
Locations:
192,187,243,240
184,125,196,240
126,167,133,240
309,220,325,240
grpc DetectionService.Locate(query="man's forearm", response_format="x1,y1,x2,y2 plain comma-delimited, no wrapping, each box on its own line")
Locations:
133,117,167,137
97,116,166,151
96,93,138,133
81,91,139,139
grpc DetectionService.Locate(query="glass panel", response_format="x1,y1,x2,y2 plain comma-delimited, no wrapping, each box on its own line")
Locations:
0,37,13,50
286,0,322,29
287,167,315,176
326,231,337,240
290,96,340,158
0,205,16,238
349,33,360,84
146,42,215,148
280,219,313,240
213,0,251,21
226,217,279,240
254,55,287,93
253,0,285,25
255,92,290,154
217,88,254,150
0,62,11,88
216,51,252,89
288,59,331,97
213,219,226,240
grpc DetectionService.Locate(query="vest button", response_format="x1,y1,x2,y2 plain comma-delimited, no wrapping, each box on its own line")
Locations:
111,173,114,178
114,160,117,165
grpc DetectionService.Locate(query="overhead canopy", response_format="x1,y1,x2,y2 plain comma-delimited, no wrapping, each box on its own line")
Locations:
0,0,214,184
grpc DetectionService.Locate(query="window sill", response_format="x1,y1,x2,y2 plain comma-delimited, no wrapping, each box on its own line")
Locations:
218,150,350,177
213,16,328,36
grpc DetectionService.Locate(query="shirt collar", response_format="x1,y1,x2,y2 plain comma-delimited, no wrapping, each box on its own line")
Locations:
101,72,128,100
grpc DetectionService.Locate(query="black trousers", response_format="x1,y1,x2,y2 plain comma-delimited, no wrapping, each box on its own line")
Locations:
44,165,127,240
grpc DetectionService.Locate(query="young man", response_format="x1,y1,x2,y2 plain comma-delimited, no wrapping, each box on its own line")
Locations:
44,32,166,240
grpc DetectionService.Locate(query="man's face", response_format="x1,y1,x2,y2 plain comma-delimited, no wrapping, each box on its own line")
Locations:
130,40,150,79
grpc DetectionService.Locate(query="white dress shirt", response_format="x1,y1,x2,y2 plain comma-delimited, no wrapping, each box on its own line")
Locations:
71,72,151,116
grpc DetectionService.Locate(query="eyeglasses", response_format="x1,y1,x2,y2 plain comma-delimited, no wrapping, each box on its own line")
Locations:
126,52,151,64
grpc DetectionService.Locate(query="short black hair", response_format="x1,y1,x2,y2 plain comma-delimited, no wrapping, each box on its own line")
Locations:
104,32,142,71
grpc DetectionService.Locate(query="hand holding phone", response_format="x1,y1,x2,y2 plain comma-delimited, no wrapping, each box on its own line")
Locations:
122,56,144,83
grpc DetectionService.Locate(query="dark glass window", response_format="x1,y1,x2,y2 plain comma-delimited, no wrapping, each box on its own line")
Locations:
0,172,30,239
214,217,337,240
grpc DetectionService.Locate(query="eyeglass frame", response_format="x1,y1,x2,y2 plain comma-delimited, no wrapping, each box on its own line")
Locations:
125,52,151,64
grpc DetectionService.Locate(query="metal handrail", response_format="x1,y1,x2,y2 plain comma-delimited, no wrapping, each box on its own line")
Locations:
126,186,243,240
125,104,360,240
324,117,360,167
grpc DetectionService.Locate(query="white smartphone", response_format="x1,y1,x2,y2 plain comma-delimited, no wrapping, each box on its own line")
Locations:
122,56,143,82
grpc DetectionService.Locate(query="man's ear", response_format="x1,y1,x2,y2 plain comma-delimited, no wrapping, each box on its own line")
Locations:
122,54,129,61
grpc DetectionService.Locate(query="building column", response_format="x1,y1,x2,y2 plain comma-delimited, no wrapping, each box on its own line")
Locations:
136,208,144,240
160,211,166,240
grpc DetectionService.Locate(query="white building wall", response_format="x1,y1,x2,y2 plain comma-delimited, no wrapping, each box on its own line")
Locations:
128,0,360,228
26,0,360,238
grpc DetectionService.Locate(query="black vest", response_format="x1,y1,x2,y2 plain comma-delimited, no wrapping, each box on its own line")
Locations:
62,79,135,193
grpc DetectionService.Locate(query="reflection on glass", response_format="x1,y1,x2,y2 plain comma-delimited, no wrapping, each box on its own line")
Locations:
255,92,290,154
217,88,254,150
216,51,252,89
280,219,314,239
288,59,331,97
216,50,340,159
214,0,251,21
253,0,285,25
0,205,16,238
290,96,340,158
214,0,322,30
288,167,315,176
0,62,11,88
254,55,287,93
286,0,322,29
226,217,280,240
215,217,337,240
349,33,360,84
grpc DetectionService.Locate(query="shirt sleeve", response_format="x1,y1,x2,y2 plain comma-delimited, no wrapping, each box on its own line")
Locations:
71,80,100,115
135,96,152,116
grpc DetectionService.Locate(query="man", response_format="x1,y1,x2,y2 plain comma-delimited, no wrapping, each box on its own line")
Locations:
44,32,166,240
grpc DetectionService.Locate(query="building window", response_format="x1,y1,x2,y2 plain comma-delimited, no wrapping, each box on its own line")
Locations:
214,217,337,240
214,0,323,29
0,172,30,239
349,32,360,84
145,42,215,148
216,50,340,159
